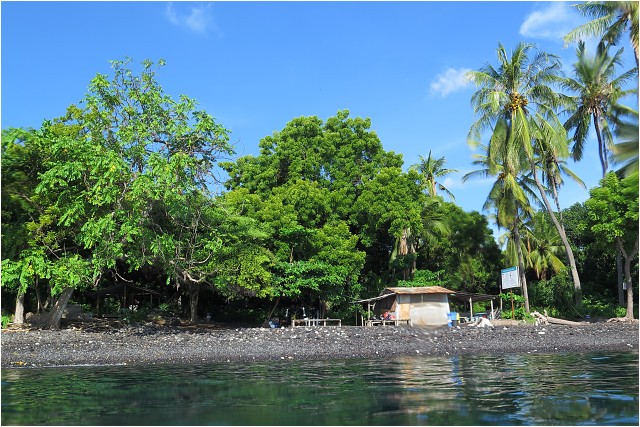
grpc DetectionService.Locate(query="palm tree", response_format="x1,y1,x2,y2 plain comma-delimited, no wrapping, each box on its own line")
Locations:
466,42,585,307
612,106,639,177
463,145,537,312
561,41,638,178
524,213,566,281
390,196,449,281
410,151,458,200
565,1,639,67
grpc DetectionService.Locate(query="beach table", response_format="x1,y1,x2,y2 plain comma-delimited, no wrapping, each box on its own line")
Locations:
291,318,342,327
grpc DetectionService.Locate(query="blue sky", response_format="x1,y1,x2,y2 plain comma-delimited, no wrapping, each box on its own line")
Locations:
2,1,637,239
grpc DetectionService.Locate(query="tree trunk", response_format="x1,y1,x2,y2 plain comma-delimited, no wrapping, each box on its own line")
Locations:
263,296,281,327
41,287,75,330
618,236,638,321
14,289,26,325
616,249,625,306
35,277,44,313
398,228,416,281
531,162,582,307
187,282,199,324
593,114,608,178
512,217,530,313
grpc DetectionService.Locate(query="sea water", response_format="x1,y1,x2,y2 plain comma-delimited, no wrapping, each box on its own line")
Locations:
1,351,638,425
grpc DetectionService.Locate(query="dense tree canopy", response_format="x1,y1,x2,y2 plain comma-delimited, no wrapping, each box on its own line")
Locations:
2,23,637,328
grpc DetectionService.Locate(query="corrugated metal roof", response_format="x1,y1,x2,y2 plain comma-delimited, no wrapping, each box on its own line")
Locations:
384,286,455,295
352,293,396,304
449,291,499,302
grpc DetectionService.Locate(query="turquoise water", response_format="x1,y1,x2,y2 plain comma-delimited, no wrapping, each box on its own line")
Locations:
1,351,638,425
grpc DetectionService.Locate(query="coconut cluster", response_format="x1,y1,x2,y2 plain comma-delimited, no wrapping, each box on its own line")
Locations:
506,91,528,112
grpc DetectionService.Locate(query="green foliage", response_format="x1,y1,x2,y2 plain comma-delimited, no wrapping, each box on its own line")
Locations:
528,273,575,317
500,291,530,320
587,172,639,243
220,111,408,311
1,314,13,329
397,269,446,287
119,305,152,326
3,8,638,327
423,202,502,293
582,296,625,319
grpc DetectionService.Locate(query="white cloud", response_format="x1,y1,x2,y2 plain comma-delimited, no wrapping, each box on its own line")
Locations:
519,2,580,41
165,2,216,35
430,68,472,97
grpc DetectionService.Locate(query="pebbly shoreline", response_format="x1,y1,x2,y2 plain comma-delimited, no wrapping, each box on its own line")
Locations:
1,321,638,368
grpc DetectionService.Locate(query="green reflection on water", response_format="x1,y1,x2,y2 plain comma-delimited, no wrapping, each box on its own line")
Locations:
1,352,638,425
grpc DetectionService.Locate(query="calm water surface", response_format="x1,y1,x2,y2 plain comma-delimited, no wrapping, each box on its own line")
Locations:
1,351,638,425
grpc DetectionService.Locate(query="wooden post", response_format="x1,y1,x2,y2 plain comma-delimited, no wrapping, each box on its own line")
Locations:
510,290,515,320
490,299,494,320
469,297,473,320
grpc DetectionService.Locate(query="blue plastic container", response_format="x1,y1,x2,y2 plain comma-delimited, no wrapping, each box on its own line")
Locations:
448,312,458,327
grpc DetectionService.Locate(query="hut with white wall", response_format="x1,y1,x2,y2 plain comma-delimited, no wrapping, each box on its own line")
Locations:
355,286,455,326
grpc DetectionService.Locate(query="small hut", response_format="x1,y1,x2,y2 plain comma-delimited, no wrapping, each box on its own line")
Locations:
91,284,162,317
355,286,455,326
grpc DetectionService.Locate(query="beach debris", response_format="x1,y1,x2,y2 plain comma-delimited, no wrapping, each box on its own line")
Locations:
468,317,494,328
532,310,583,326
606,317,634,323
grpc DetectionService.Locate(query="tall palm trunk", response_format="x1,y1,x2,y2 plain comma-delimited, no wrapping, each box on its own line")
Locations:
530,162,583,306
512,215,530,313
397,228,416,281
593,113,609,178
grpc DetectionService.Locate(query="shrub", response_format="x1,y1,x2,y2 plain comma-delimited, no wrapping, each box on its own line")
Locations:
528,274,574,318
582,296,623,319
1,314,13,329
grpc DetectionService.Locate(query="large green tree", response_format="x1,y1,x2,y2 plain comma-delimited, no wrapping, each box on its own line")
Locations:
1,59,236,328
586,172,638,320
221,112,398,315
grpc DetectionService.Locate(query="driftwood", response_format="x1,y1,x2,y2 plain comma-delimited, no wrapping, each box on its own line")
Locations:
606,317,634,323
532,310,583,326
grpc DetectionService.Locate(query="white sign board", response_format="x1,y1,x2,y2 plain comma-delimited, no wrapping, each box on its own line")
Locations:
501,266,520,290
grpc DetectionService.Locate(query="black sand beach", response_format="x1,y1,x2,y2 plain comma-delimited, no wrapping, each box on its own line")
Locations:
1,321,638,368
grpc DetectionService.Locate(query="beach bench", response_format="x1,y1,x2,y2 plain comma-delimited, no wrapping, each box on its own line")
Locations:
365,319,411,327
291,318,342,327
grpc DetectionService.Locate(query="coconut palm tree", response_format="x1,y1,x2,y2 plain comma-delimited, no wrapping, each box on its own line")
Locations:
565,1,639,67
390,196,449,281
524,213,566,281
463,145,537,312
612,106,639,177
410,151,458,201
467,42,585,307
561,41,638,178
533,139,586,218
